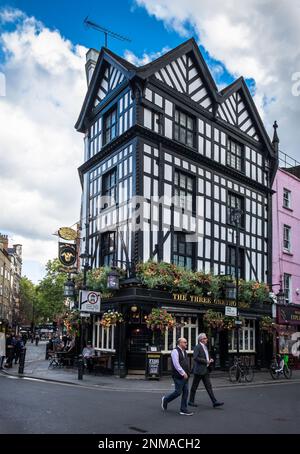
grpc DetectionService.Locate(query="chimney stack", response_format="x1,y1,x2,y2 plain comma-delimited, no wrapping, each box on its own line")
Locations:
0,233,8,251
85,48,99,85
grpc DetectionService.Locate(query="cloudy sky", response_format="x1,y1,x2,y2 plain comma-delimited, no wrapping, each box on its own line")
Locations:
0,0,300,282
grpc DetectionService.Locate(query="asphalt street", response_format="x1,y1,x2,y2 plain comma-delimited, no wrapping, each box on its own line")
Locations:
0,373,299,434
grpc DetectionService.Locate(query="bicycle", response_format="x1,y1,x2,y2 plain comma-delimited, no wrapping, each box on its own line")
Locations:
270,354,292,380
229,357,254,383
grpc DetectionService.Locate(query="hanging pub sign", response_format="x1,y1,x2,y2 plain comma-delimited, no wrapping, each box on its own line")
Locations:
58,227,77,241
58,242,77,267
277,305,300,325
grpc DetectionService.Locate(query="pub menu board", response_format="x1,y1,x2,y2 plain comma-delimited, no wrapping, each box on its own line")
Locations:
146,352,161,379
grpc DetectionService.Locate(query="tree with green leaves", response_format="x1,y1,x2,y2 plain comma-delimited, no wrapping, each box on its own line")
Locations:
35,259,68,322
19,276,37,325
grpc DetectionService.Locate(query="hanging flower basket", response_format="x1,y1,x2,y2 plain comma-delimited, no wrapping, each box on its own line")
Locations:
259,316,274,334
145,308,176,332
63,310,81,337
203,309,225,330
100,310,124,328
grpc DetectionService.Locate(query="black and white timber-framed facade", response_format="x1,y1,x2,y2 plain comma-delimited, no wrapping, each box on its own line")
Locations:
76,39,278,374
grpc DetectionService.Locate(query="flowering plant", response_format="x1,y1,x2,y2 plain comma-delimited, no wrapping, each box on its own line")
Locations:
63,310,81,337
203,309,224,330
145,308,176,332
260,316,274,334
100,310,124,328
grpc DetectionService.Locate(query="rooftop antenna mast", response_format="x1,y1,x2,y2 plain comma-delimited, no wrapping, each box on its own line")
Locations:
84,17,131,48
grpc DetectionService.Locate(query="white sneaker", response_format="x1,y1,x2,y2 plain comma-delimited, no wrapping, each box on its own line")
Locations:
161,396,167,411
179,411,194,416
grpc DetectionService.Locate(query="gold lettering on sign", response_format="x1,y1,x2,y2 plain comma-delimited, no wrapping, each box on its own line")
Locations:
172,293,250,308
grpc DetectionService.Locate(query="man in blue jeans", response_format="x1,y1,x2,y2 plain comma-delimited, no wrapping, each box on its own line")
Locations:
161,337,193,416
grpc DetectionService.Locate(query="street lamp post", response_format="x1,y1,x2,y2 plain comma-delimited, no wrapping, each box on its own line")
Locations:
230,207,243,361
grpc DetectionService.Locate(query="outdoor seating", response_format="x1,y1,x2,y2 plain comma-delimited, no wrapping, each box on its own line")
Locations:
93,353,113,375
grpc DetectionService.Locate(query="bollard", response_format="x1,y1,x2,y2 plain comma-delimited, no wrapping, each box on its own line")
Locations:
18,348,26,374
45,342,49,360
78,354,84,380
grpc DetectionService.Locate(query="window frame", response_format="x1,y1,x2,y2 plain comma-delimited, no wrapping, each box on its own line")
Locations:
283,224,291,252
283,273,291,304
227,138,244,172
102,167,117,209
161,316,199,354
93,316,116,352
283,188,291,209
226,245,245,279
174,170,195,214
172,232,195,270
228,318,256,353
174,108,195,148
103,106,117,146
227,191,245,228
100,231,116,267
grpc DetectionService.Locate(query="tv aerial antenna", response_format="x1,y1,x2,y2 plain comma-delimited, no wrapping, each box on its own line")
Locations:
84,17,131,48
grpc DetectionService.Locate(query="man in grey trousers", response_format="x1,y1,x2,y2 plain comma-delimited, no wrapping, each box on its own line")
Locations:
188,333,224,408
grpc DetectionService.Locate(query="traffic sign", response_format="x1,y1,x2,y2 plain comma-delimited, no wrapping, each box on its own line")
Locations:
225,306,237,317
79,290,101,313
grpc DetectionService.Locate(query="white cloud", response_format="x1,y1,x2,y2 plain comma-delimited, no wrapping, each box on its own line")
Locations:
0,7,25,24
124,46,170,66
136,0,300,159
0,9,87,282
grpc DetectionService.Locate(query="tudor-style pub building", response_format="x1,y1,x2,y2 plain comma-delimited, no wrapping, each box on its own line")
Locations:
75,39,278,375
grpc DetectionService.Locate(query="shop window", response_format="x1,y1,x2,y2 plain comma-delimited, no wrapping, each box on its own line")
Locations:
161,316,198,353
228,318,255,353
93,317,115,352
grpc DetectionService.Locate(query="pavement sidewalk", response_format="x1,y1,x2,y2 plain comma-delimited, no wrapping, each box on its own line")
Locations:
1,341,300,392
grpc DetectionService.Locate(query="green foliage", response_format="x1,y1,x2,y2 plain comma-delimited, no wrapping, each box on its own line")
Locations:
19,276,37,324
35,259,68,322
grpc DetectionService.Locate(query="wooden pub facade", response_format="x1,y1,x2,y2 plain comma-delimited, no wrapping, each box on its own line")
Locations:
75,39,278,375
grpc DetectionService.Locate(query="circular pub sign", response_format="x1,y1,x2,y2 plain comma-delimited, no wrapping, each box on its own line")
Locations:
58,243,77,267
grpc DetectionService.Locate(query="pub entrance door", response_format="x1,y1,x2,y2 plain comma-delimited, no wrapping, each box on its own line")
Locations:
126,324,152,374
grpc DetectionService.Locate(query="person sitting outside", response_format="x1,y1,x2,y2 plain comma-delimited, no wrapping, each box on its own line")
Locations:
82,342,95,373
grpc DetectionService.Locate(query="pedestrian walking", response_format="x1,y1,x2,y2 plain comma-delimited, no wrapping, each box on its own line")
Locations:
188,333,224,408
35,333,40,346
14,335,24,364
161,337,193,415
0,332,5,369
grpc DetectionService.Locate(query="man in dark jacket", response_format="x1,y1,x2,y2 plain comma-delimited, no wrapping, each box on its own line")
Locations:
161,337,193,416
188,333,224,408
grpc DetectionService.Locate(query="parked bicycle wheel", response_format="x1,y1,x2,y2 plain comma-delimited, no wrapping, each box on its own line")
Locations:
283,365,292,379
229,365,240,382
244,366,254,382
269,362,278,380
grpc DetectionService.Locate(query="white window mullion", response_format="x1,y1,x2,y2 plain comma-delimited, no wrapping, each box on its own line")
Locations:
111,325,114,350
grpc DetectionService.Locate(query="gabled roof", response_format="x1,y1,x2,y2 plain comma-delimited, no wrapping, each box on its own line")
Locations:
75,39,276,164
75,48,136,132
218,77,276,160
137,38,219,103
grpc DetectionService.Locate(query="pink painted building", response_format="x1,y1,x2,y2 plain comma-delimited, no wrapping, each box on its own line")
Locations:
273,165,300,304
272,153,300,364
